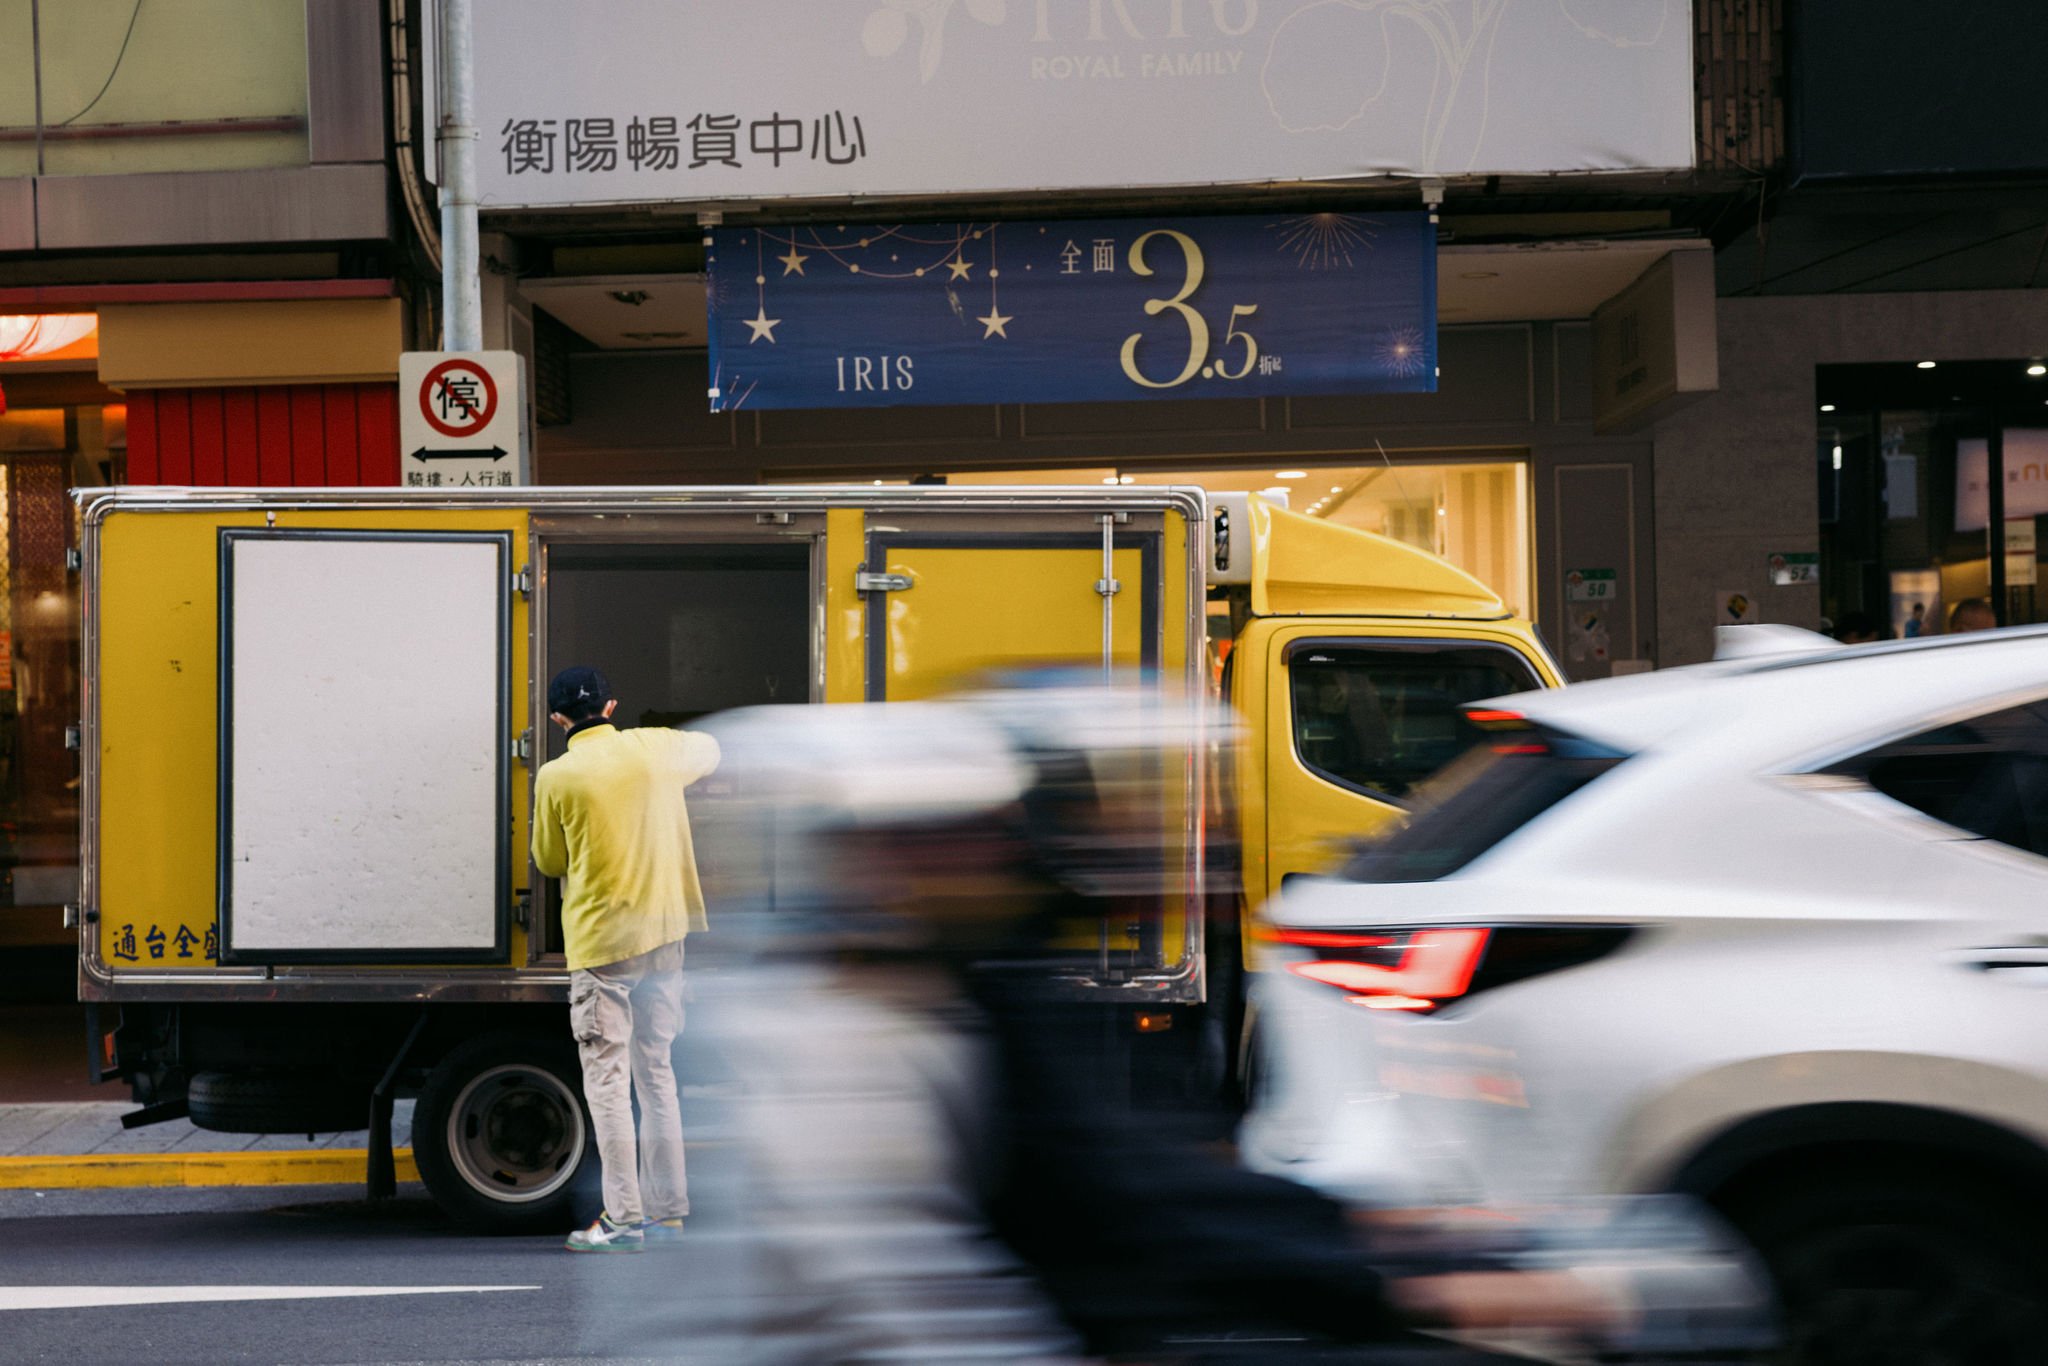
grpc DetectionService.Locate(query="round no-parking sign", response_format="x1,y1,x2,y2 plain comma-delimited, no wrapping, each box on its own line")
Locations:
419,358,500,439
397,351,524,487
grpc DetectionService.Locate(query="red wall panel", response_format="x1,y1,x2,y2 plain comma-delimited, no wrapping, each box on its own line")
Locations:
188,389,226,485
125,393,159,483
355,383,399,485
322,389,359,485
254,387,294,485
156,390,193,483
123,383,403,488
222,389,260,485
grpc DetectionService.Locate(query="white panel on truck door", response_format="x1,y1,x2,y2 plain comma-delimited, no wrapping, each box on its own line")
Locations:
220,531,509,962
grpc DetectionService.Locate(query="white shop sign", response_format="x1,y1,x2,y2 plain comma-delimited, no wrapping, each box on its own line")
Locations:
438,0,1696,208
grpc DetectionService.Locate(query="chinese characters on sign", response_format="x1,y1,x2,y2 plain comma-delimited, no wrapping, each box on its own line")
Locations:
705,212,1436,410
498,112,867,177
112,922,216,963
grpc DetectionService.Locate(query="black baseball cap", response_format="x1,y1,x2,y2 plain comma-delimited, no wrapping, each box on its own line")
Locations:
548,666,613,718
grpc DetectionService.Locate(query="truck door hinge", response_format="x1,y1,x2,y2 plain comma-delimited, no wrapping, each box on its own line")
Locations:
855,570,913,593
63,903,79,931
513,728,533,764
755,511,793,526
64,724,81,751
65,548,83,573
514,564,534,598
513,890,532,931
1096,578,1122,597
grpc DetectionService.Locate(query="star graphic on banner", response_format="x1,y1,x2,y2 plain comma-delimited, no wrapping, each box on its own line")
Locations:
946,257,974,281
977,309,1013,339
745,309,781,344
777,246,809,276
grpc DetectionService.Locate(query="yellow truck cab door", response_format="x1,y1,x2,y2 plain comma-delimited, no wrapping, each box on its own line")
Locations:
1244,621,1555,907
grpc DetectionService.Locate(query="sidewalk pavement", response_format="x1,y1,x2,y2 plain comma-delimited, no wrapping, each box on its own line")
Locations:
0,1100,417,1191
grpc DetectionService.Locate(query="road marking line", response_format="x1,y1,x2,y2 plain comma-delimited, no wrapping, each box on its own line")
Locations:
0,1149,420,1191
0,1285,540,1312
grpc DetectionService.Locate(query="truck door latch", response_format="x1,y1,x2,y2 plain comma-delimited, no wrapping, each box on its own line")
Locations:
855,570,913,593
513,728,533,764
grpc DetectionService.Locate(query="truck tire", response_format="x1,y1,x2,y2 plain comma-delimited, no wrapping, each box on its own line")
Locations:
412,1033,594,1233
1726,1167,2048,1366
187,1070,372,1134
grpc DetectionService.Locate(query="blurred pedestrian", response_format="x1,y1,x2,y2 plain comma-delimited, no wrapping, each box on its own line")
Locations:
1948,597,1998,633
532,665,721,1254
1903,601,1927,638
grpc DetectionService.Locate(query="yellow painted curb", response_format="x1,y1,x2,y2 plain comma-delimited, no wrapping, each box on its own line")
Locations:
0,1148,419,1191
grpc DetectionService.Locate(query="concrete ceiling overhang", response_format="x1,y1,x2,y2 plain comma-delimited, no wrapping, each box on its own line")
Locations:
523,239,1707,349
520,274,708,349
1438,238,1706,324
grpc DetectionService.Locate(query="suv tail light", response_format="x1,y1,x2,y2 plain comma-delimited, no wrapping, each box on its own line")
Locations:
1269,925,1634,1013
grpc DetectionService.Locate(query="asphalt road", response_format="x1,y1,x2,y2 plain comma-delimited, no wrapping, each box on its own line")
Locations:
0,1182,766,1365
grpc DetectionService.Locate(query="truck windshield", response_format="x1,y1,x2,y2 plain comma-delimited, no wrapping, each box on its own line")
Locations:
1339,725,1625,883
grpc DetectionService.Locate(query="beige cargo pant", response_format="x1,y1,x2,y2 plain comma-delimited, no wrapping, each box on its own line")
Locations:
568,939,688,1227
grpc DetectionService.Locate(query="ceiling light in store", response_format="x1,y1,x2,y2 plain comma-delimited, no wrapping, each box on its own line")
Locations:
1916,360,1937,369
1436,507,1447,517
2029,363,2047,377
1819,403,1836,413
1261,486,1290,497
1329,484,1343,492
1102,476,1119,485
1275,470,1308,480
1119,475,1135,484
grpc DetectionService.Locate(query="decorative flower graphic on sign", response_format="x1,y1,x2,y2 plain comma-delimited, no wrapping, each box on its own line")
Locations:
862,0,1007,82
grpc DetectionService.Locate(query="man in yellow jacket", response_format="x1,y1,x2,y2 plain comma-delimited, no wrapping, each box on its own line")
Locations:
532,666,721,1253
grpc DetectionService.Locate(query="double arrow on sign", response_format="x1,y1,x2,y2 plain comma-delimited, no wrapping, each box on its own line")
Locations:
409,446,508,463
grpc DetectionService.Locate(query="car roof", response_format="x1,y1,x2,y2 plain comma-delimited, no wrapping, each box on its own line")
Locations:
1494,625,2048,756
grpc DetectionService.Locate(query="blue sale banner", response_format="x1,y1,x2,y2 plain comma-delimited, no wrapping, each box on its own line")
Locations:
704,213,1435,411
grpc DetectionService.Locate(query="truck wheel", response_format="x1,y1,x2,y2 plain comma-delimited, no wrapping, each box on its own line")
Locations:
188,1070,372,1134
412,1033,593,1233
1728,1170,2048,1366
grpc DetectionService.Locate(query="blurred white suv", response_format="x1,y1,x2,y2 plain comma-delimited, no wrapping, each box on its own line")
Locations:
1242,627,2048,1363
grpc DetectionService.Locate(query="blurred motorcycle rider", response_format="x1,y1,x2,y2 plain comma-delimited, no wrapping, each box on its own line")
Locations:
701,692,1621,1364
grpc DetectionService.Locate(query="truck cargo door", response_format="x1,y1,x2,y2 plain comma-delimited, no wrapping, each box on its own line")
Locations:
217,529,514,964
861,518,1160,700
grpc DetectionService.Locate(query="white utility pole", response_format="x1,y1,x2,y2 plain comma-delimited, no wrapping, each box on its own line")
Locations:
437,0,483,351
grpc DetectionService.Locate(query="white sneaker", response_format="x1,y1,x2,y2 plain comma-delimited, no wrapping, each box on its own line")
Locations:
565,1212,644,1253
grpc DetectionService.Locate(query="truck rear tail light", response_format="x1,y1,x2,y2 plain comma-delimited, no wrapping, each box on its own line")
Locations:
1275,925,1635,1012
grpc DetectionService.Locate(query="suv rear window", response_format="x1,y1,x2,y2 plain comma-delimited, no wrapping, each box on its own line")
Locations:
1826,698,2048,858
1340,726,1624,883
1289,641,1544,801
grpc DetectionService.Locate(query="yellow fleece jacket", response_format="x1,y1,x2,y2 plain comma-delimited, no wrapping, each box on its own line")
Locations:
531,723,722,971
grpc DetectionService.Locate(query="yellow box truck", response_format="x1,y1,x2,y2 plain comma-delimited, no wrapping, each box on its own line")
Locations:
74,484,1557,1227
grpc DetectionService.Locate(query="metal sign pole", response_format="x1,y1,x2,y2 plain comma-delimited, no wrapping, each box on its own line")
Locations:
437,0,483,352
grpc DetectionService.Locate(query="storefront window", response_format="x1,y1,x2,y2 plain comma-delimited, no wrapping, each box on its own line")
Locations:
0,409,91,914
1818,361,2048,638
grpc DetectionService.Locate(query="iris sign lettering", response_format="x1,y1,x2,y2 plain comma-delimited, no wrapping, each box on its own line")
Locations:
1025,0,1254,79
